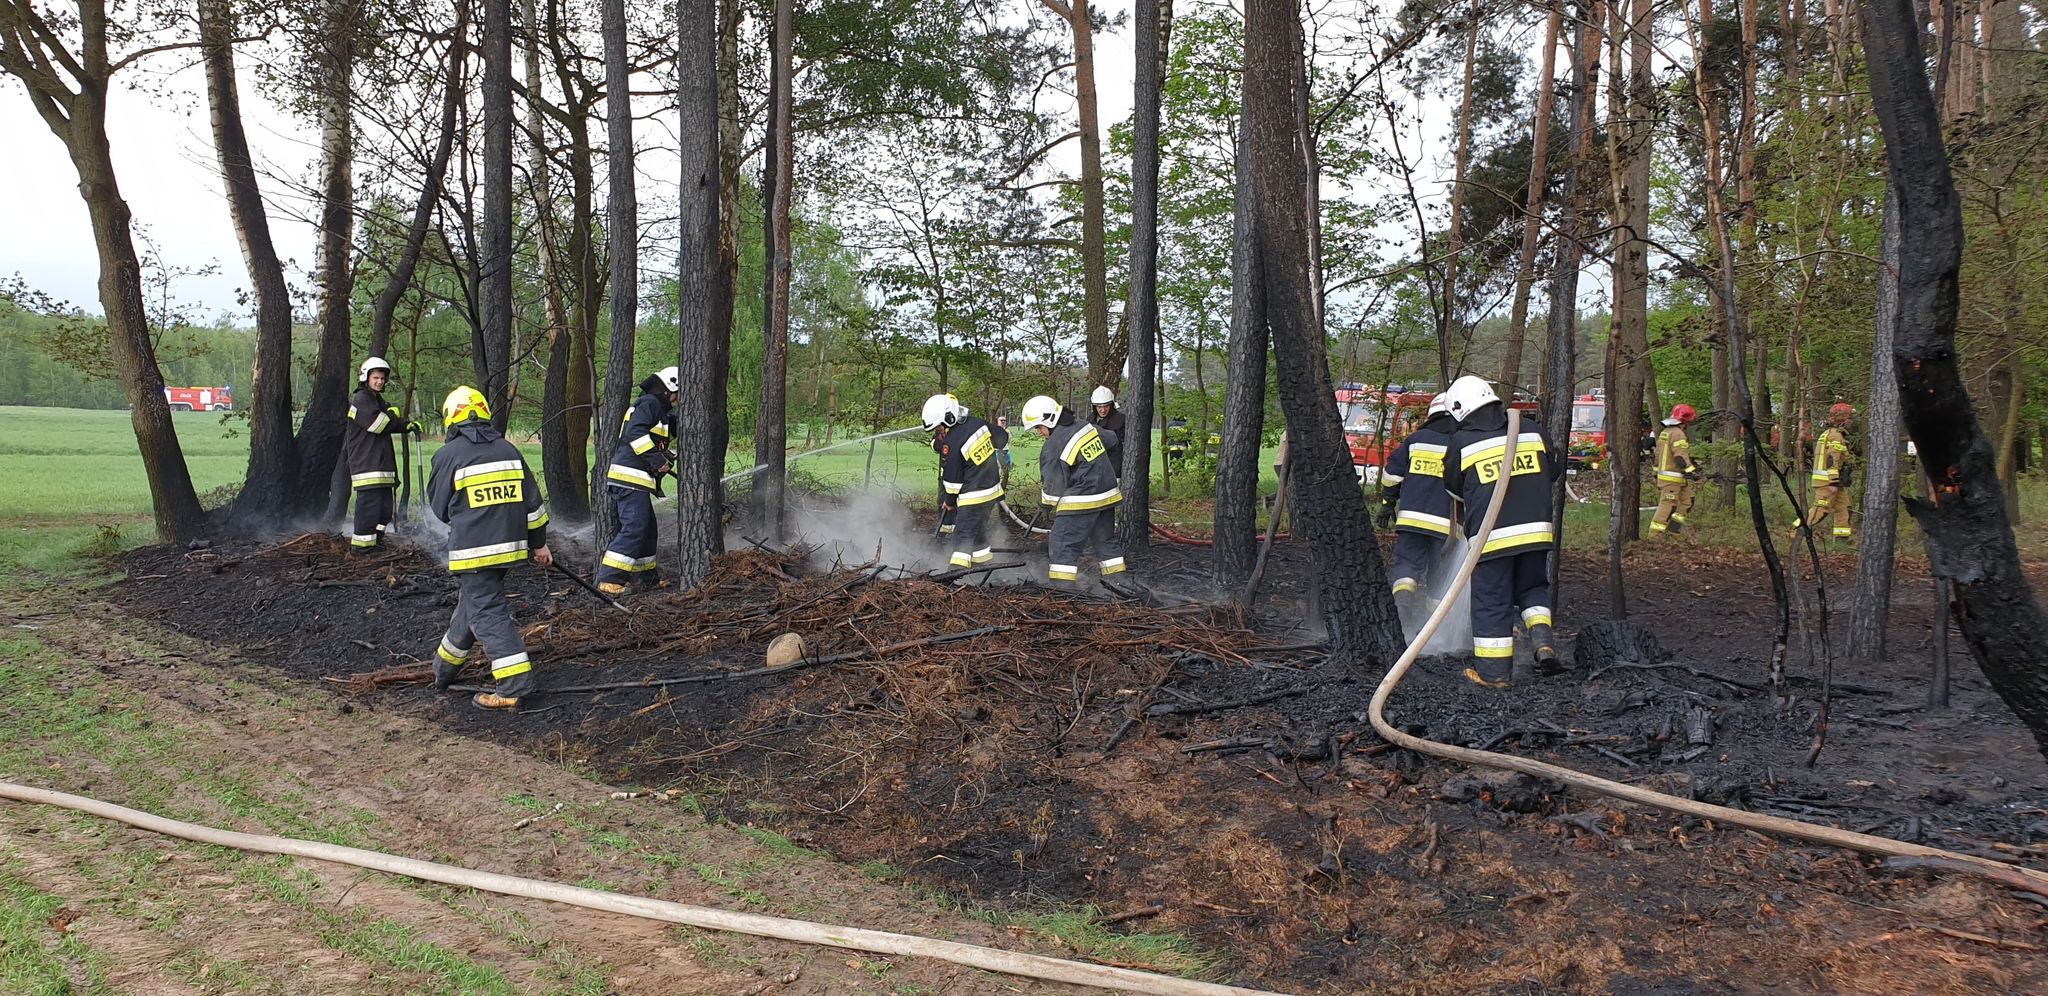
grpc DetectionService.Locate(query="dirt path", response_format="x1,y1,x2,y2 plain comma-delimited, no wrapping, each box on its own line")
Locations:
0,583,1109,996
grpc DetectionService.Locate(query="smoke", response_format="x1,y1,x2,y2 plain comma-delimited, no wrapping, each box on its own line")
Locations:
1410,535,1475,656
787,487,951,573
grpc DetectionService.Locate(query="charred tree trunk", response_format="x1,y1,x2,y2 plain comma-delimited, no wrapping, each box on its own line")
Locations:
1607,0,1653,552
1542,0,1601,594
1212,81,1269,590
202,0,300,527
674,0,723,586
369,0,464,359
595,0,634,549
1500,5,1562,392
291,0,362,519
1864,0,2048,756
706,0,740,550
1439,1,1482,371
479,0,515,426
1245,0,1402,666
751,0,793,539
530,0,579,523
1847,198,1903,664
0,0,206,540
1118,0,1166,549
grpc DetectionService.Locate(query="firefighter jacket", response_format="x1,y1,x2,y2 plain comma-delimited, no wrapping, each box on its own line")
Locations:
606,391,676,493
1381,411,1458,537
429,420,550,573
938,416,1008,509
343,385,407,490
1441,403,1561,560
1040,420,1121,515
1811,426,1851,487
1090,406,1128,470
1655,424,1695,482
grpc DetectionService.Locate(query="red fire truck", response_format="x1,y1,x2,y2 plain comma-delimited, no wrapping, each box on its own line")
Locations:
1567,392,1606,470
164,386,234,412
1336,385,1436,485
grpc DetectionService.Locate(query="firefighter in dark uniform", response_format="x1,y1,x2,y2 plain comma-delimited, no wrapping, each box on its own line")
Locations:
427,386,552,711
923,394,1008,569
343,357,421,551
1376,395,1456,628
1650,404,1702,534
1441,375,1561,689
1088,386,1128,474
1024,395,1126,584
597,367,679,594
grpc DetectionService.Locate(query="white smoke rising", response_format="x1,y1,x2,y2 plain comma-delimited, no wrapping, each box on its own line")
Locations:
789,488,950,573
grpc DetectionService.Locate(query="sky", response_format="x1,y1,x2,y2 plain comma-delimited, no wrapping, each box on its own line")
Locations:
0,8,1494,327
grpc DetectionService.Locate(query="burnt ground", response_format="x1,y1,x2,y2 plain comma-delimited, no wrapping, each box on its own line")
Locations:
114,526,2048,993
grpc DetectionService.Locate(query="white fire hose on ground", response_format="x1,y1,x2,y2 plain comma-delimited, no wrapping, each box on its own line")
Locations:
1369,409,2048,892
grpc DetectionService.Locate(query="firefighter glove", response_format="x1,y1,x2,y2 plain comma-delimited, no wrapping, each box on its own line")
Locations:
1373,492,1396,529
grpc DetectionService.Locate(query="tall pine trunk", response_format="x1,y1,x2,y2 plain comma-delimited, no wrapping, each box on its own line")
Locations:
595,0,636,551
1847,198,1903,664
707,0,741,549
1041,0,1115,388
1211,81,1268,590
293,0,361,519
1499,6,1561,391
1542,0,1602,595
674,0,724,585
479,0,515,426
203,0,300,528
1439,2,1482,375
751,0,793,539
1118,0,1167,548
1245,0,1402,666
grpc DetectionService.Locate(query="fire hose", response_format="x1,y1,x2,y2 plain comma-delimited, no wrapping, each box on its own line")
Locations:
1369,409,2048,893
0,781,1278,996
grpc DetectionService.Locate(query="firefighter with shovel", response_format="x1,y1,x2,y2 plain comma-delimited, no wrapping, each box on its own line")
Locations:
343,357,422,551
427,386,552,711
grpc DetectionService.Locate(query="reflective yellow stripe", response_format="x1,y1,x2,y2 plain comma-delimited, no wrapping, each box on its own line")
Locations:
1521,608,1552,628
1481,521,1555,554
608,465,656,488
1380,472,1404,485
1393,511,1453,534
491,653,532,679
1048,565,1078,581
448,540,528,571
367,411,391,433
1649,521,1668,532
942,480,964,494
949,552,973,568
1474,637,1516,658
957,483,1005,506
1060,426,1103,465
1657,470,1687,482
350,534,379,548
630,434,657,455
1099,557,1126,574
459,469,523,489
970,548,994,564
527,507,549,529
438,641,467,665
455,460,525,485
1057,488,1121,512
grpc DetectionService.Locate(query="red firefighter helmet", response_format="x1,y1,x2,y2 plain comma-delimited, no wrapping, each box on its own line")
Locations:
1670,404,1697,423
1830,402,1855,421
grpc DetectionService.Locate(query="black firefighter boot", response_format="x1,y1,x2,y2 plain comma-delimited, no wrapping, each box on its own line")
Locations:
1531,623,1563,676
1393,589,1423,631
1462,657,1511,689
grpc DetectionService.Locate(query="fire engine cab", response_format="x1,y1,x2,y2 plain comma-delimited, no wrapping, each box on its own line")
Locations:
1336,384,1435,485
164,386,234,412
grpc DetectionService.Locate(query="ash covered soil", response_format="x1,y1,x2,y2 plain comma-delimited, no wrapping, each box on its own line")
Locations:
117,525,2048,993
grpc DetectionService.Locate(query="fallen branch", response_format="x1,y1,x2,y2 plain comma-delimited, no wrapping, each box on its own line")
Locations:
1145,685,1311,718
926,561,1025,584
462,626,1017,695
1881,855,2048,900
1099,903,1167,925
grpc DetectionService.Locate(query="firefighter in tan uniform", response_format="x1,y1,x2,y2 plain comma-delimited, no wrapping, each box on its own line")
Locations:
1650,404,1702,534
1793,403,1856,541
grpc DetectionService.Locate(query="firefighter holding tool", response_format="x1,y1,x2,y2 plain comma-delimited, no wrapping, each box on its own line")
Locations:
597,367,679,594
1650,404,1702,535
343,357,422,551
1024,395,1126,585
1377,394,1457,629
923,394,1008,570
1440,376,1562,689
427,387,552,711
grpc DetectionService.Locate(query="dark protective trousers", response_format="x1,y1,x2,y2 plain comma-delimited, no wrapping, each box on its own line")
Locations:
1046,509,1125,582
1390,531,1438,596
947,502,993,568
598,485,659,586
1469,551,1553,664
937,484,957,535
350,486,394,549
432,567,536,698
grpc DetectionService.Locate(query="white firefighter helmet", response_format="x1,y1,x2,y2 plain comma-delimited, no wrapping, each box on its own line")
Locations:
1090,385,1115,405
1441,375,1500,422
1021,395,1062,430
1427,394,1449,417
358,357,392,383
950,394,969,418
920,393,962,432
654,366,681,392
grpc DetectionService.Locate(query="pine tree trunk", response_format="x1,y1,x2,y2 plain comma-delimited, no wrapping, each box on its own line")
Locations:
202,0,299,527
1499,5,1561,392
1847,198,1903,665
1118,0,1166,549
1211,80,1268,591
1439,2,1482,370
595,0,635,551
1542,0,1601,593
674,0,723,586
479,0,515,425
1041,0,1114,389
293,0,363,518
752,0,794,539
707,0,740,550
1864,0,2048,756
1606,0,1652,571
530,0,578,523
1245,0,1402,666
